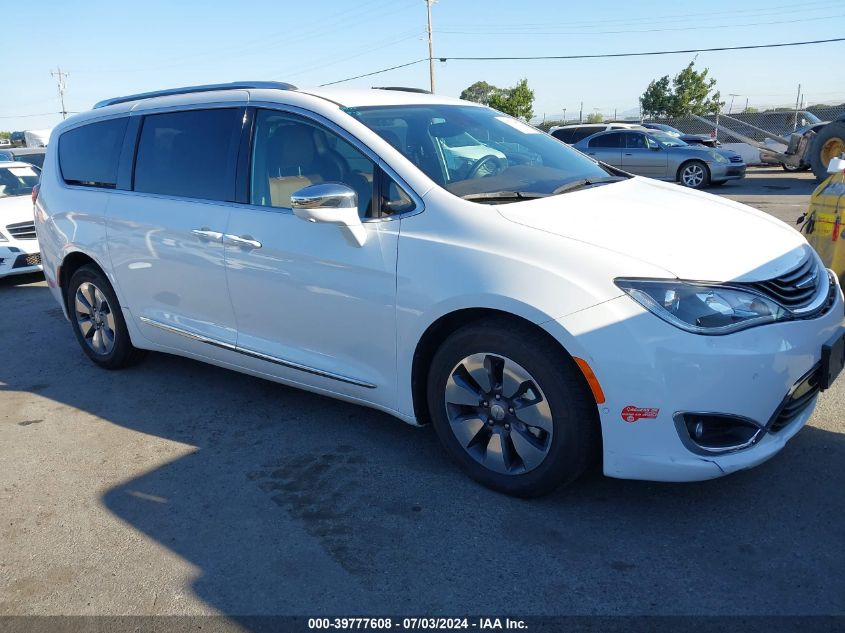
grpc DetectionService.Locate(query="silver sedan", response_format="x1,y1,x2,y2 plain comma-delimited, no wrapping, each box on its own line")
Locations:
572,130,746,189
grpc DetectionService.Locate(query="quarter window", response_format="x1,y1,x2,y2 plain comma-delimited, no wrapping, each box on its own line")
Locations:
250,109,375,218
59,117,128,188
133,108,241,201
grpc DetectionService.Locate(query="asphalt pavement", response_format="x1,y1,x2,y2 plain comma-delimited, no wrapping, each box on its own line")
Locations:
1,167,842,619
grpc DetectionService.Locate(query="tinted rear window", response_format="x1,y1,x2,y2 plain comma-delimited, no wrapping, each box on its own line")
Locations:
551,129,576,143
133,108,240,201
588,132,623,148
16,154,44,169
59,118,128,188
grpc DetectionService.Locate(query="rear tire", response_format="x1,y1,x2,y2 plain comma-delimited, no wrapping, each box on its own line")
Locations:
426,318,599,497
810,121,845,181
678,160,710,189
67,264,145,369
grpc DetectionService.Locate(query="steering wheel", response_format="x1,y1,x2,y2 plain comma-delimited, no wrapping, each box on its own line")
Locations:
467,155,503,179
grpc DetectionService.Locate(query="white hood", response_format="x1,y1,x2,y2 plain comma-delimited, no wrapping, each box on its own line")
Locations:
498,177,809,282
0,193,36,226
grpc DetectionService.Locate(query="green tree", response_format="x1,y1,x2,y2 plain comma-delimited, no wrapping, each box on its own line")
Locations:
487,78,535,121
640,76,674,118
585,112,604,123
459,81,501,105
640,61,723,117
0,131,10,140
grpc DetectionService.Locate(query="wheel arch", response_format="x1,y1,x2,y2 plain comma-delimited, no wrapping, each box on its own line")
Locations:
59,251,100,305
675,158,710,184
410,308,602,445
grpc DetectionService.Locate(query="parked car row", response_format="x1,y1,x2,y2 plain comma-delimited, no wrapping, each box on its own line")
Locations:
549,123,745,189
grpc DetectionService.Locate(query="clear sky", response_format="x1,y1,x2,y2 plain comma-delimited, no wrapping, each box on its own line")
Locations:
3,0,844,131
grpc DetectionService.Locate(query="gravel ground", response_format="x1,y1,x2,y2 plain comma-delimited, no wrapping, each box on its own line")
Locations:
1,167,842,619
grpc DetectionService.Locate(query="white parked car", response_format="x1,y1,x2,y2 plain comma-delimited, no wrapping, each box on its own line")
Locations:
0,161,42,278
34,82,845,496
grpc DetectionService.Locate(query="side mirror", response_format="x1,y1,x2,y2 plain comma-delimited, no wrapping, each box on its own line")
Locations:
827,155,845,174
291,183,367,247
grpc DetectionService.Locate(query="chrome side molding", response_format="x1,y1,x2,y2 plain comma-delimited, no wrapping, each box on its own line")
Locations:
138,316,375,388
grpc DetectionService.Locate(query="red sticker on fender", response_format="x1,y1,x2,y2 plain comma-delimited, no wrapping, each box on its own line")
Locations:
621,406,659,423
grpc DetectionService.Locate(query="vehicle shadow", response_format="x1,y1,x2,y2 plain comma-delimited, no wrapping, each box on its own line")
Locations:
2,282,844,621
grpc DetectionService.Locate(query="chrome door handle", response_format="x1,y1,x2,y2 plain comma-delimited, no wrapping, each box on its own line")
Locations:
191,228,224,241
223,234,262,249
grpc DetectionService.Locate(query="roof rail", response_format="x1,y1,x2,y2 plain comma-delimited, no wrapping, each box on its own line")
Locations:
93,81,298,109
372,86,432,94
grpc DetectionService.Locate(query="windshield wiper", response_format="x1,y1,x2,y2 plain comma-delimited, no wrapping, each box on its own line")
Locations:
552,176,627,195
460,191,550,202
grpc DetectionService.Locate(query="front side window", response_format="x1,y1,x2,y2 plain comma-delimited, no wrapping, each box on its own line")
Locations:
59,117,128,188
0,164,39,198
250,109,375,217
347,105,615,200
134,108,241,201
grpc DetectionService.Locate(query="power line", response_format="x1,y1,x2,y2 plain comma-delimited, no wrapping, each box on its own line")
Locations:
442,37,845,61
0,112,63,119
437,0,842,31
319,59,428,87
436,13,845,37
319,37,845,86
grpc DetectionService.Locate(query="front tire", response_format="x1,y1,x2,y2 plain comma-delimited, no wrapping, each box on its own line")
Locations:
426,318,599,497
810,121,845,181
67,264,144,369
678,160,710,189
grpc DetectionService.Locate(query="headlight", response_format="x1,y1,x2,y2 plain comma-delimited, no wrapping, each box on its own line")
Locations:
710,151,728,163
615,278,788,335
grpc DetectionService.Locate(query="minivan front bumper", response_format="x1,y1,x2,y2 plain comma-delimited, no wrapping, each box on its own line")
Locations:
544,274,843,482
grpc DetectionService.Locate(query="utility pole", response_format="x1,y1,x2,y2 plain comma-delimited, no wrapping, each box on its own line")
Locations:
579,101,583,123
562,108,566,124
744,97,749,113
425,0,435,93
728,93,738,114
51,67,69,120
793,83,801,131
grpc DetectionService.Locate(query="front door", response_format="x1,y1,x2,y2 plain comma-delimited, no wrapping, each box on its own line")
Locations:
224,108,410,402
584,132,623,167
107,107,243,348
621,132,668,177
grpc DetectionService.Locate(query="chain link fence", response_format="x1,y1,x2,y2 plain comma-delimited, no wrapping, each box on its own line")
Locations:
643,104,845,143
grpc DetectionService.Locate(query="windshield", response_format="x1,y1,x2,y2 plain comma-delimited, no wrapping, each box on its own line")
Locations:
648,131,688,147
346,104,617,200
0,164,39,198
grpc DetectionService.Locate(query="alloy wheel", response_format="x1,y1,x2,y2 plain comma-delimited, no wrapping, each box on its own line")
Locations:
681,164,705,187
443,353,553,475
75,282,116,355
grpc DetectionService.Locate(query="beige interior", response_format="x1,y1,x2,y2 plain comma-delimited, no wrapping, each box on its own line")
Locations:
269,175,324,208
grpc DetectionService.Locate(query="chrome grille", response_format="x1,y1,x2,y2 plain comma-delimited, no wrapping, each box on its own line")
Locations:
6,221,36,240
746,254,823,311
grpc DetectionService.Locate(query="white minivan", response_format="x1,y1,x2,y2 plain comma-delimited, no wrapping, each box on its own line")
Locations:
34,82,844,496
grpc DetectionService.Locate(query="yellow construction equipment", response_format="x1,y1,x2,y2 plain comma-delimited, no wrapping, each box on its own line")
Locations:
802,155,845,282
